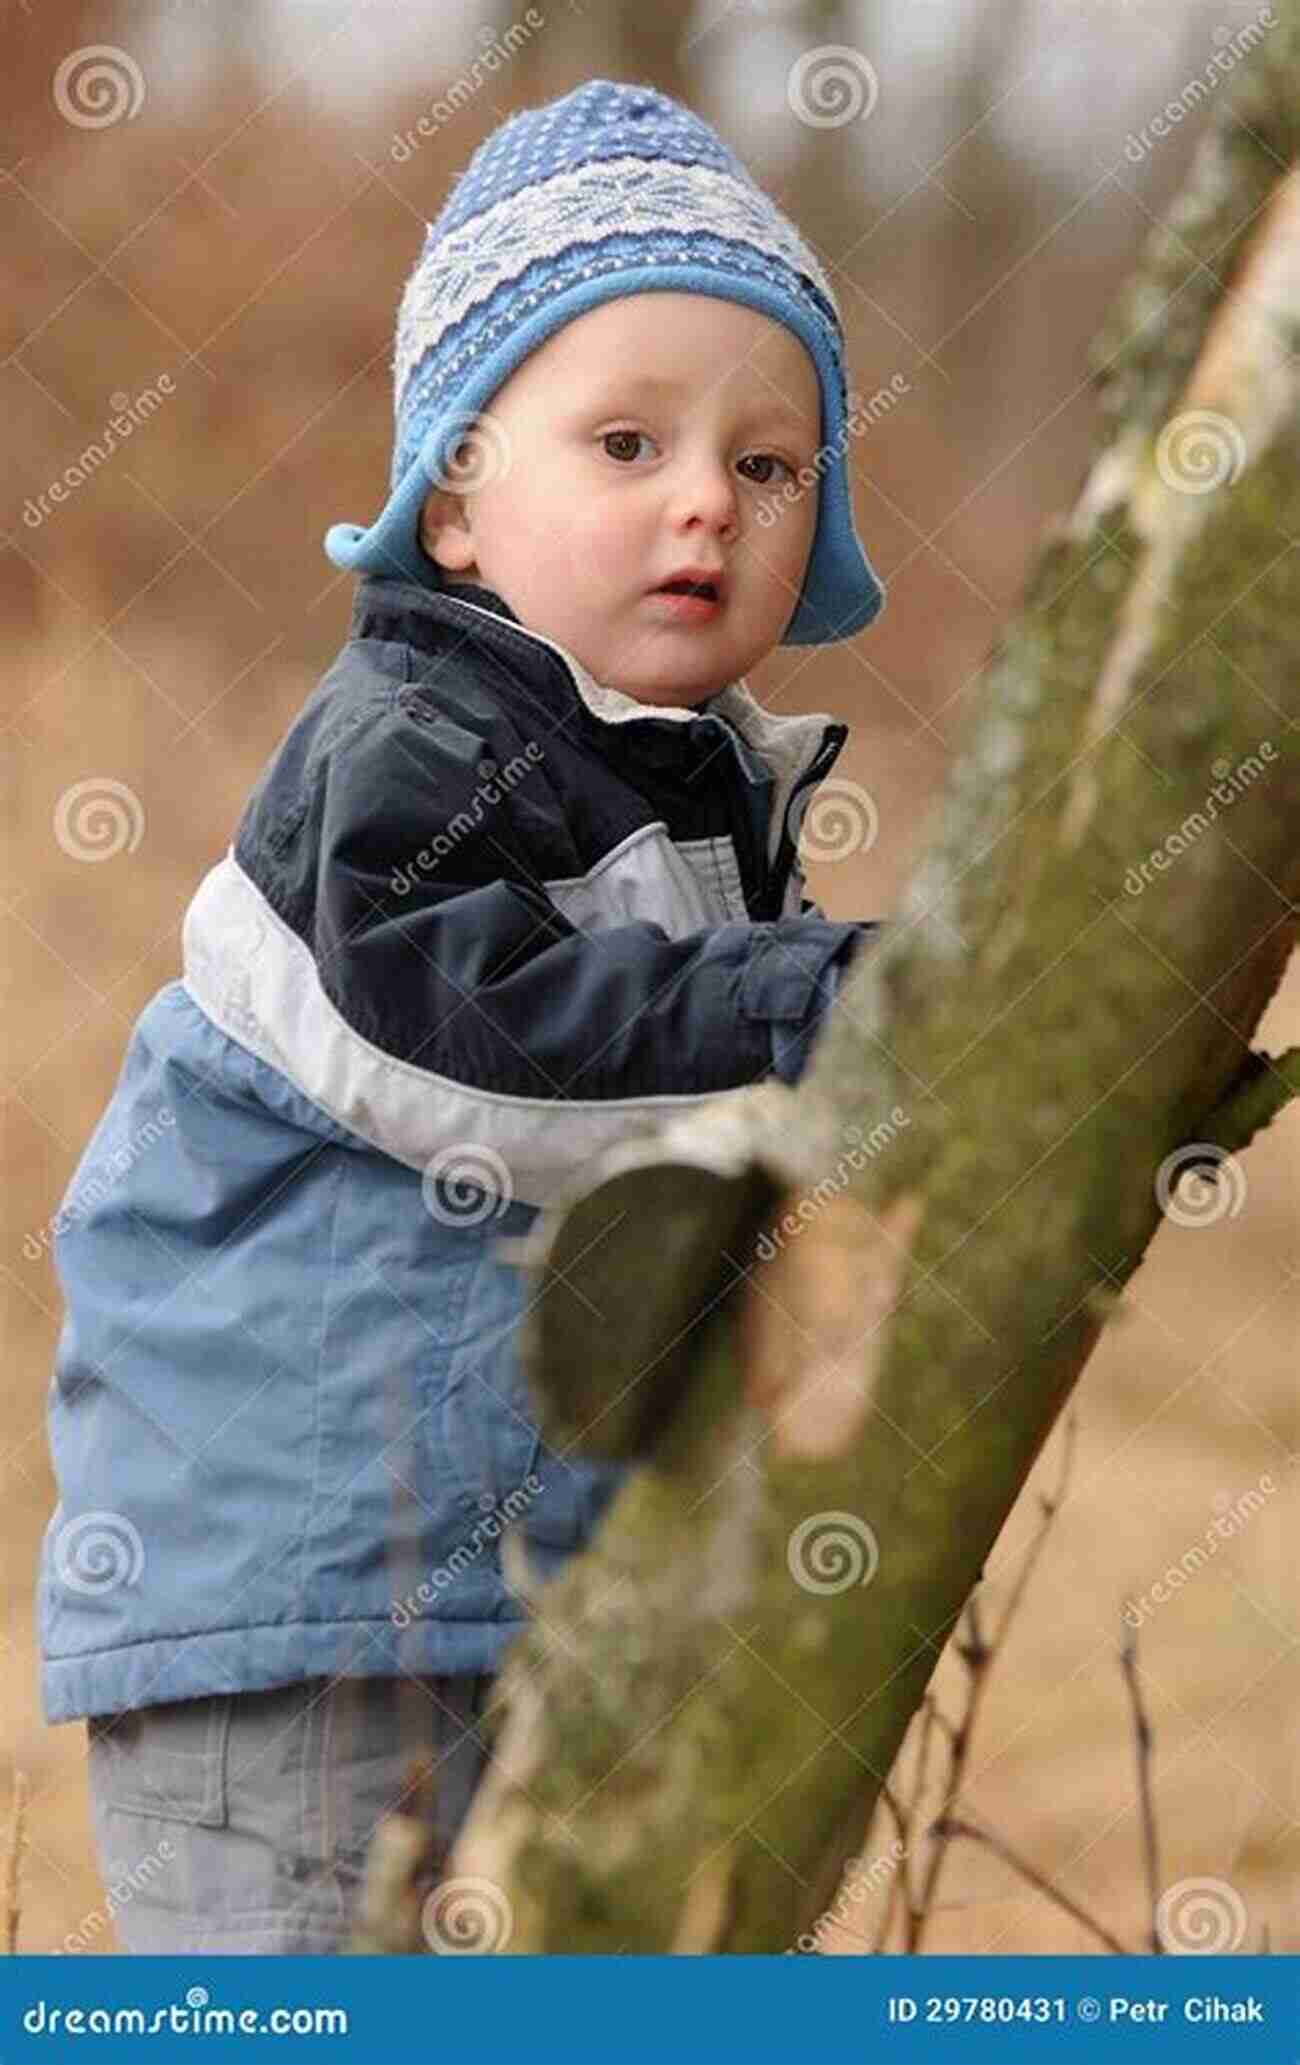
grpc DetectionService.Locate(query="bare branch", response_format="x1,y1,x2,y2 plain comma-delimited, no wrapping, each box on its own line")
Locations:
3,1769,28,1957
1119,1623,1163,1954
933,1814,1134,1957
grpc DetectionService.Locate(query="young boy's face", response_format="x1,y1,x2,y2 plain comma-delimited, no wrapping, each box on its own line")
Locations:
418,293,823,706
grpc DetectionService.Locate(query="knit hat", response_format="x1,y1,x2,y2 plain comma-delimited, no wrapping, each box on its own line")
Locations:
324,79,885,646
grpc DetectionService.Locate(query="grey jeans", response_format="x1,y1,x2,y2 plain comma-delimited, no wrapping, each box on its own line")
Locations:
86,1673,497,1954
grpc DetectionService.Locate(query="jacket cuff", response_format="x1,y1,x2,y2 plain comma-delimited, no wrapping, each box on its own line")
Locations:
737,919,867,1027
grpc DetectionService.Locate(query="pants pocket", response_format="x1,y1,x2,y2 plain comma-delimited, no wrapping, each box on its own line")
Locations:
87,1694,232,1827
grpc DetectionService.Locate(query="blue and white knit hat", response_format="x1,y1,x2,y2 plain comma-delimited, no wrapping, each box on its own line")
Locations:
324,79,885,645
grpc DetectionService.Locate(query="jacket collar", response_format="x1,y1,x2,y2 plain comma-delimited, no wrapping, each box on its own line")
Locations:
347,573,847,833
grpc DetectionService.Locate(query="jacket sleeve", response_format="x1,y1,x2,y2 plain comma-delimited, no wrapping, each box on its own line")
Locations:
200,705,873,1208
770,921,883,1085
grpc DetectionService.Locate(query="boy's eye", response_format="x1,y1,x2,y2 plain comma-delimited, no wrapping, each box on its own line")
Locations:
737,452,793,486
599,432,796,483
602,429,652,463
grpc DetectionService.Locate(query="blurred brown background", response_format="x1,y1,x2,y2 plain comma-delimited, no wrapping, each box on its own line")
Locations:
3,0,1295,1954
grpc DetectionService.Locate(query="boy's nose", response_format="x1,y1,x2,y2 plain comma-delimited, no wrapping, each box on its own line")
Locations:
669,453,739,537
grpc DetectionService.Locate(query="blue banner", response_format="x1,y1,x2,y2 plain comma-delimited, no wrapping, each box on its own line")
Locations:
2,1955,1296,2061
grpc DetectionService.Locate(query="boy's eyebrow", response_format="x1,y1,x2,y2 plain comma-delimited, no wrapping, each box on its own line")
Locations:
586,372,815,433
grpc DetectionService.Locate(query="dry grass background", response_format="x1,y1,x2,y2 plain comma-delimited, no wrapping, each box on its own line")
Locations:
2,0,1295,1953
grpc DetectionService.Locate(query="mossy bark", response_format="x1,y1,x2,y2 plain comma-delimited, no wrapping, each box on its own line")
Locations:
446,21,1300,1953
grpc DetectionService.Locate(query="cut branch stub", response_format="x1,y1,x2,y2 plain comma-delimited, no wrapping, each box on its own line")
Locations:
500,1080,838,1461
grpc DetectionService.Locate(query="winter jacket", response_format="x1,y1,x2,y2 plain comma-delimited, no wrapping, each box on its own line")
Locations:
36,574,875,1724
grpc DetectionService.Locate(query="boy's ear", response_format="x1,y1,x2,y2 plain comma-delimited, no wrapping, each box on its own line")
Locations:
417,488,476,574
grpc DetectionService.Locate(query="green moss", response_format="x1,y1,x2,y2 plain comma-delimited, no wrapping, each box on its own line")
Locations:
479,52,1300,1944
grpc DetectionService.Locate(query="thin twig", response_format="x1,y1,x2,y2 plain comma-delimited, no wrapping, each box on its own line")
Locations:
894,1694,943,1950
1118,1621,1162,1952
907,1413,1080,1952
933,1814,1134,1956
907,1598,991,1951
910,1697,941,1837
3,1769,28,1956
992,1408,1079,1653
871,1781,910,1953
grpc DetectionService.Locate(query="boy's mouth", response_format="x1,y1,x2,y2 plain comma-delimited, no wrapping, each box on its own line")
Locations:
648,580,723,624
651,567,725,604
658,578,718,599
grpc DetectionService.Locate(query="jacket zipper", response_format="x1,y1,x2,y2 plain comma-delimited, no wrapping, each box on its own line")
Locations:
423,587,847,921
768,725,848,918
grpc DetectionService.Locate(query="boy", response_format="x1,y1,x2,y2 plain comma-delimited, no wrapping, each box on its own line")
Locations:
37,78,886,1953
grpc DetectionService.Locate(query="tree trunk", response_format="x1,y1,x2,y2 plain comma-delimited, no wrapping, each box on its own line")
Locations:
443,16,1300,1954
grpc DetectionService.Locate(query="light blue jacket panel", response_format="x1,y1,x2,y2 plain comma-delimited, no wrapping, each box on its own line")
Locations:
37,576,873,1724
